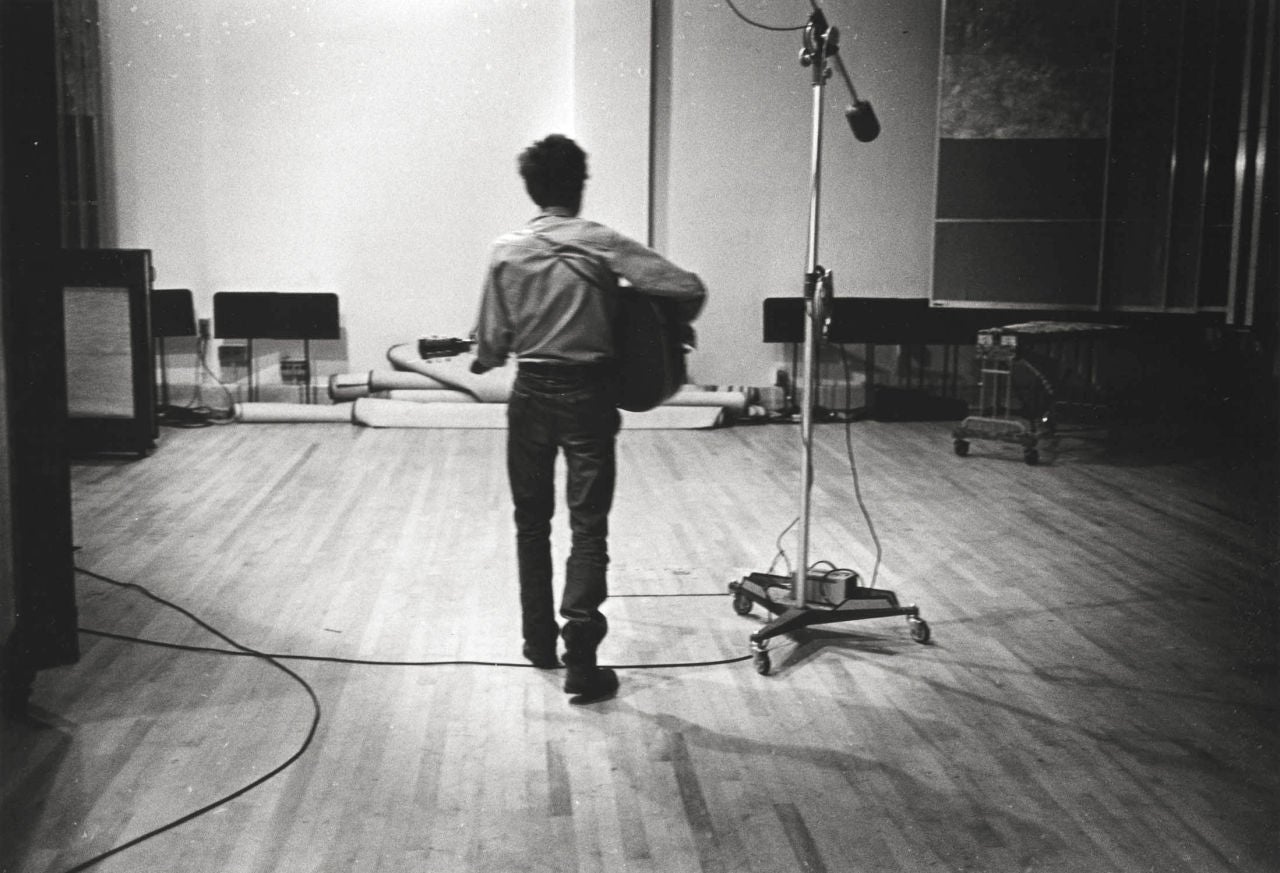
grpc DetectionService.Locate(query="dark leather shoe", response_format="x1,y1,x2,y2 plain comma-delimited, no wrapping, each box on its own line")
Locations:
564,667,619,704
522,643,560,669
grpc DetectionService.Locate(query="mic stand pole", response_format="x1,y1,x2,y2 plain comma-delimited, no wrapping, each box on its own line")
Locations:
728,6,928,675
795,8,833,614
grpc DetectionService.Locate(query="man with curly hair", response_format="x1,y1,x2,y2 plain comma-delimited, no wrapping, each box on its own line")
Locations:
472,134,706,704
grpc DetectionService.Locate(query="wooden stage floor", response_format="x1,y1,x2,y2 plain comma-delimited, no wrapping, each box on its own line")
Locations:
4,418,1277,873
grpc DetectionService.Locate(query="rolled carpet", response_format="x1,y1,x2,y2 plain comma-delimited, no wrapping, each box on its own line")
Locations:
236,402,355,423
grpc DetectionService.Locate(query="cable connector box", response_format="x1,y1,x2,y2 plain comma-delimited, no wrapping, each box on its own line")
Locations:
805,568,860,605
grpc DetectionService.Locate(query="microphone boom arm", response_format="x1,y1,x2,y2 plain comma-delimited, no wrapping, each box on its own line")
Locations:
806,1,881,142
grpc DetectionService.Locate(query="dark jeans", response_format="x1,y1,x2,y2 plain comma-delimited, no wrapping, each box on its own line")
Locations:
507,364,621,667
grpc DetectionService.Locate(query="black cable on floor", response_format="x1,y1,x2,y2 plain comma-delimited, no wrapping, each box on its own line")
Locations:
611,591,727,597
61,566,753,871
59,568,323,873
77,625,751,671
75,567,750,670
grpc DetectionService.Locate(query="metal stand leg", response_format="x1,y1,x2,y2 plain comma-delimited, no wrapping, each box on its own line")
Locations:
303,337,312,404
246,338,256,402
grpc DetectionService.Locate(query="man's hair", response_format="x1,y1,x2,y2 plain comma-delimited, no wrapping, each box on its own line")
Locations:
518,134,588,209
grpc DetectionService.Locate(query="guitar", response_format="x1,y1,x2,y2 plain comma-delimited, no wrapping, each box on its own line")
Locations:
523,230,692,413
400,312,684,412
613,290,687,413
417,336,471,359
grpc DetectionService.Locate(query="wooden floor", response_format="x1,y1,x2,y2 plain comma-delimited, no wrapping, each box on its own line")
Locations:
4,417,1277,873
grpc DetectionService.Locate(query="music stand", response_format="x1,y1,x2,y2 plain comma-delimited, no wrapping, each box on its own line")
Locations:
212,292,340,403
151,288,197,411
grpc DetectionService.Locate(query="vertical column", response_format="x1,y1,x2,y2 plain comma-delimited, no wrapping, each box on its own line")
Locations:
1,0,81,714
1227,0,1278,326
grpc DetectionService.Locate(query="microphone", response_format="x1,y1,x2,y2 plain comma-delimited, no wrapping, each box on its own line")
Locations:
844,99,880,142
817,8,881,143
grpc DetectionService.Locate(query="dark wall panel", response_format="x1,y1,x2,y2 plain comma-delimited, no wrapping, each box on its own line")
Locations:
938,0,1117,139
1198,224,1234,310
937,139,1108,220
935,0,1257,317
1164,0,1220,310
934,222,1102,306
1100,0,1185,308
934,0,1117,308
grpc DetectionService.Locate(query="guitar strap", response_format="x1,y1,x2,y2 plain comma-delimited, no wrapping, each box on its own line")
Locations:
527,230,613,293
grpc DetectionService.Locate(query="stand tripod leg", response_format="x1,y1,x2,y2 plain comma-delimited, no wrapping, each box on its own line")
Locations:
750,637,771,675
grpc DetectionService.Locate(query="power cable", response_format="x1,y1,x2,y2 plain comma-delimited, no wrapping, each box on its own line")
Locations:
838,342,883,586
58,568,321,873
78,627,752,672
723,0,808,32
194,334,238,416
75,567,753,673
767,515,799,576
765,343,885,590
156,335,237,428
56,566,750,870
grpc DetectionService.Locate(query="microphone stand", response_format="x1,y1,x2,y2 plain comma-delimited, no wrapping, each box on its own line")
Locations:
728,4,928,675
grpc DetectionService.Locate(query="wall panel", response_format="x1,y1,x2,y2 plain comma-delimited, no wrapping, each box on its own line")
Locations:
932,0,1117,309
1100,0,1185,309
936,139,1107,221
934,222,1102,308
935,0,1265,320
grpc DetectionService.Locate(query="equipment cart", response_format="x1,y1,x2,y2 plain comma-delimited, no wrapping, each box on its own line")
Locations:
953,321,1129,465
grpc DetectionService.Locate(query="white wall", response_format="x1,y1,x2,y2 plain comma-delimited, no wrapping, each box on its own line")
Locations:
102,0,941,388
573,2,653,244
103,0,579,374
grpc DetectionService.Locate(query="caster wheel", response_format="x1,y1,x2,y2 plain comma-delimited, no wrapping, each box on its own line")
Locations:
1024,448,1039,465
732,590,753,616
953,439,970,457
909,617,931,644
753,650,772,675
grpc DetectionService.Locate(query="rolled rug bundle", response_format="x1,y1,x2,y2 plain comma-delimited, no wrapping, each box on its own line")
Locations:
665,387,748,411
369,370,451,391
329,372,372,402
236,402,355,423
354,397,505,428
384,389,478,404
352,397,722,430
331,369,458,401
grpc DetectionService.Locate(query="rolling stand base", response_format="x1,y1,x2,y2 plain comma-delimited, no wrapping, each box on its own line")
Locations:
728,572,930,675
